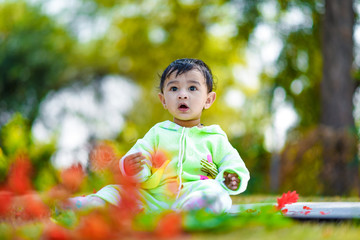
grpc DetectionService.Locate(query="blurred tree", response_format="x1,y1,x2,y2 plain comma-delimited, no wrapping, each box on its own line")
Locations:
320,0,358,195
79,0,272,192
0,1,75,127
273,0,359,195
0,0,271,193
6,0,359,195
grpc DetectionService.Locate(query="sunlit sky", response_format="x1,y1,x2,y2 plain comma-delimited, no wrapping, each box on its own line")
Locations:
5,0,359,167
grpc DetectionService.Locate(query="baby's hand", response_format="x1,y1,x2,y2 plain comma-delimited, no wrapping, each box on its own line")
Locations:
124,152,145,175
223,172,240,190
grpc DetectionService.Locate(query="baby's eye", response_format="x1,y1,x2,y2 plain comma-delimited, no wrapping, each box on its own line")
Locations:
189,86,197,91
170,86,178,91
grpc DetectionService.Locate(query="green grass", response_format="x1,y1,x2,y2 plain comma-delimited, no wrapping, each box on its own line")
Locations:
188,195,360,240
191,223,360,240
2,194,360,239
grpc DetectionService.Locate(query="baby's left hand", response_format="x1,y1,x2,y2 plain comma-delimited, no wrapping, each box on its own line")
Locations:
223,172,240,190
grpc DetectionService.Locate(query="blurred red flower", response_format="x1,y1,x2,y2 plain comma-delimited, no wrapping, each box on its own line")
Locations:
7,153,32,195
303,206,312,210
118,177,141,213
89,142,117,171
281,209,288,214
60,164,85,193
166,181,179,196
155,211,183,239
276,191,299,210
22,194,50,219
75,211,113,240
152,150,169,168
0,190,13,216
43,223,71,240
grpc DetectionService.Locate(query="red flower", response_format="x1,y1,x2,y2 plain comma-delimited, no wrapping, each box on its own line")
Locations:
117,177,141,212
60,164,85,193
166,181,179,196
303,206,312,210
152,150,169,168
155,211,183,239
320,211,331,215
7,153,32,195
89,142,117,171
276,191,299,210
22,194,50,219
75,211,113,240
0,191,13,216
281,208,288,214
43,223,71,240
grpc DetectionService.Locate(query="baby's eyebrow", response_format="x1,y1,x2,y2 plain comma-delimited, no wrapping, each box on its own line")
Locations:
166,79,202,87
166,80,179,87
188,80,201,86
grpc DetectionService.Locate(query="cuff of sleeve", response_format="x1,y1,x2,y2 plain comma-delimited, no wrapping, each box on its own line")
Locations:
119,156,151,182
216,168,250,195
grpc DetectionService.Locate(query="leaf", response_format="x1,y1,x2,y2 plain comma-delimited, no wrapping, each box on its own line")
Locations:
276,191,299,210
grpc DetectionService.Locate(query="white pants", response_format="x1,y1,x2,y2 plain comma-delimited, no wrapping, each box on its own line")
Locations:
80,179,232,214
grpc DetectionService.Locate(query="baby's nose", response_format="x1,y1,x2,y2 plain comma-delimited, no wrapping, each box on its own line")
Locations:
178,91,188,99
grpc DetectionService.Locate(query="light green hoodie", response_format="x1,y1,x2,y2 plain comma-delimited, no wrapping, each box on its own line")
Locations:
119,120,250,202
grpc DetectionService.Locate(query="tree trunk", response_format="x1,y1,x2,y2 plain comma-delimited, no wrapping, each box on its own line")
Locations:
320,0,358,195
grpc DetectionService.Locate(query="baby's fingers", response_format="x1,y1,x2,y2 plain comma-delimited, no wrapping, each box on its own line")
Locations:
231,176,240,183
228,180,239,190
126,153,146,163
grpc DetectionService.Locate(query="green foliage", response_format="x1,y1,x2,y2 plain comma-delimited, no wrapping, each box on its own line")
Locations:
0,0,357,196
53,210,78,228
231,133,271,193
0,113,58,190
105,205,293,233
280,133,324,195
15,222,43,240
0,1,75,125
0,113,29,156
75,0,265,139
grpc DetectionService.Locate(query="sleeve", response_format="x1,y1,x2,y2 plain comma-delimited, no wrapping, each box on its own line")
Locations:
213,134,250,195
119,127,156,182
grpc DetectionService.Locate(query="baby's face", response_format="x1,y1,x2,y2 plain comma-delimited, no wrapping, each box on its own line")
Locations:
158,69,216,127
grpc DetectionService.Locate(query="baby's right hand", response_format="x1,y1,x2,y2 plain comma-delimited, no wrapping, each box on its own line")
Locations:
124,152,146,175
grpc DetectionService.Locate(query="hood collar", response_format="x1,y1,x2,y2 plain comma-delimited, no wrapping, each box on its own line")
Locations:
158,120,224,134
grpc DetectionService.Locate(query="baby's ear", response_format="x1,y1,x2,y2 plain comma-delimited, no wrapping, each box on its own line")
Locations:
158,93,167,109
204,92,216,109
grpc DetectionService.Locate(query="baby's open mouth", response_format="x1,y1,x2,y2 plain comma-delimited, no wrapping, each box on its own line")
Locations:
178,104,189,110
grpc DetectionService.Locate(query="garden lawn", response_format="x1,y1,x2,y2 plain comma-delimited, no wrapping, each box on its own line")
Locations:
1,194,360,239
190,195,360,240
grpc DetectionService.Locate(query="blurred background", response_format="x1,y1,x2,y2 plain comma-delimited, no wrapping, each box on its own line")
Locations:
0,0,359,197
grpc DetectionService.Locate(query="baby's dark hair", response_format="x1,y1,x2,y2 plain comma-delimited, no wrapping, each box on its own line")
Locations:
159,58,215,93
